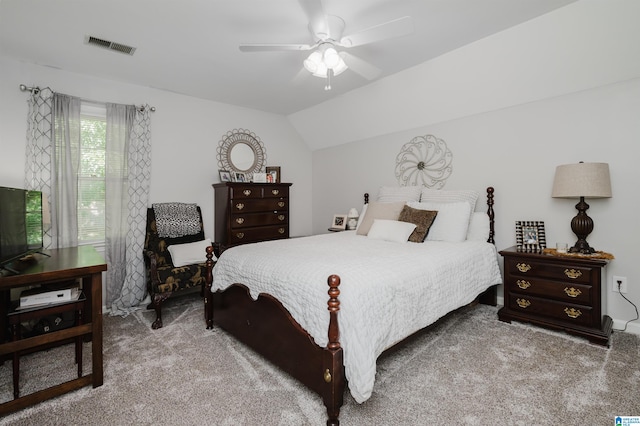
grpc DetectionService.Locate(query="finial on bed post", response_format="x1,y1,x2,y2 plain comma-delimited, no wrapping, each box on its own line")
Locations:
486,187,495,244
364,193,369,205
204,245,215,329
327,275,341,350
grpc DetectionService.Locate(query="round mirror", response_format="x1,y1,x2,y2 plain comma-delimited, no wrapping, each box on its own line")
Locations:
229,142,256,172
216,129,266,178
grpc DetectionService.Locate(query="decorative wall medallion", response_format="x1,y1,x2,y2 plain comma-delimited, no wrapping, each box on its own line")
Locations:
216,129,266,179
394,134,452,187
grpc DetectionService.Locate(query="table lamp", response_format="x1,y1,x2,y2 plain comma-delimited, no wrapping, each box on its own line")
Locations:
551,162,611,254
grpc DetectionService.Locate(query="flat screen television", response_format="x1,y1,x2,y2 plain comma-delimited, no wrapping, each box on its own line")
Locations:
0,186,44,269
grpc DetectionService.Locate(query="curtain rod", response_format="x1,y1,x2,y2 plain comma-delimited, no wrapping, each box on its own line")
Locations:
19,83,156,112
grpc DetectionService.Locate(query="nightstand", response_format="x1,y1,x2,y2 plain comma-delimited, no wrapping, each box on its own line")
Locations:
498,246,612,346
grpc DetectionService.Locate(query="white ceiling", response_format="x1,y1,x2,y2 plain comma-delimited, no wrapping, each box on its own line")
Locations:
0,0,576,115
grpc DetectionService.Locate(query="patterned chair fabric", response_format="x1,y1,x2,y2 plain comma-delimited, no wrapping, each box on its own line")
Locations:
143,206,209,329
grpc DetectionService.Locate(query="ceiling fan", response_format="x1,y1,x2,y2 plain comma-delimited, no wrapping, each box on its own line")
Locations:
239,0,413,90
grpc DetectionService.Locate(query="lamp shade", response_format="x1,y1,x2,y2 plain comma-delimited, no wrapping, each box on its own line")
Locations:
551,162,612,199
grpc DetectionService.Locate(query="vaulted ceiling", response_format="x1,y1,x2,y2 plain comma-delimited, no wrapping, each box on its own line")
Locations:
0,0,576,115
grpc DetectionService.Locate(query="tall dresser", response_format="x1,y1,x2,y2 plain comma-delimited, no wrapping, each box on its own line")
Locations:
213,182,292,248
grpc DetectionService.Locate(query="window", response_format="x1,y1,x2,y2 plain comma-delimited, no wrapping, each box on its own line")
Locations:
78,103,106,243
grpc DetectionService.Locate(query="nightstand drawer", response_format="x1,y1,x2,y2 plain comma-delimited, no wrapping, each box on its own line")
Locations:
505,258,593,284
505,277,592,304
507,294,593,327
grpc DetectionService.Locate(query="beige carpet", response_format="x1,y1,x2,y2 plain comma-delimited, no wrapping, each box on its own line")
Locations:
1,295,639,425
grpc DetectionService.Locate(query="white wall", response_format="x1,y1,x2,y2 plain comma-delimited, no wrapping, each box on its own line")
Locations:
308,0,640,334
0,57,313,239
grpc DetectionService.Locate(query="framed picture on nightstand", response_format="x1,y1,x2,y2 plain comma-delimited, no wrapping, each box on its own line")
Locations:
516,221,546,253
329,214,347,231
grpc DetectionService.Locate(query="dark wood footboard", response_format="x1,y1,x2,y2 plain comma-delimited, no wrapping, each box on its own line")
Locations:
204,251,345,425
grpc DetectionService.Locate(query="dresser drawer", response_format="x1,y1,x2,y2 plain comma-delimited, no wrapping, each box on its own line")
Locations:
230,212,288,229
229,185,263,199
507,293,593,327
228,225,289,244
231,198,288,213
505,258,593,284
263,185,288,198
505,277,592,304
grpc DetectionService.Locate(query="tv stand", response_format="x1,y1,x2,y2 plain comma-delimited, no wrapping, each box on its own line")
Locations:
0,246,106,415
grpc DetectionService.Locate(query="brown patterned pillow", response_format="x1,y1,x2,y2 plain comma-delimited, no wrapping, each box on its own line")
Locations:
398,205,438,243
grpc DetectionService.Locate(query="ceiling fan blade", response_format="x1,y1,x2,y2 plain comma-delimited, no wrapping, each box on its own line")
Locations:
340,16,413,48
340,52,381,80
239,43,314,52
298,0,329,39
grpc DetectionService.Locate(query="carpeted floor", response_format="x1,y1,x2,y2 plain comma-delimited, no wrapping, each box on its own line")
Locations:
1,295,639,425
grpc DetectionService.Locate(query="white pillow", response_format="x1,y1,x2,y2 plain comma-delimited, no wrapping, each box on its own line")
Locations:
367,219,417,243
466,212,490,241
356,201,406,236
419,188,479,216
377,186,422,203
407,201,471,242
167,238,214,267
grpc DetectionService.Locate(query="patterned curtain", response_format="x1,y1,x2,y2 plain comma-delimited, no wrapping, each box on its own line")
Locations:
24,88,54,249
23,89,152,314
109,105,152,315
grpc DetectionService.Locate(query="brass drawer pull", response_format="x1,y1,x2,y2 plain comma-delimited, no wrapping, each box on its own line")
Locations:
272,189,280,195
236,232,245,239
516,263,531,273
278,201,285,208
564,269,582,279
564,287,582,298
517,280,531,290
235,203,245,211
243,189,252,196
278,228,285,234
516,298,531,309
564,307,582,319
235,218,245,225
278,214,285,221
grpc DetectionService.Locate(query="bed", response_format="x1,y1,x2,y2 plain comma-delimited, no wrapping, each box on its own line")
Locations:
204,187,501,425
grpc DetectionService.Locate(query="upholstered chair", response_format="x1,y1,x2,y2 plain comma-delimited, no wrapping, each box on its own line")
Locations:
143,205,217,329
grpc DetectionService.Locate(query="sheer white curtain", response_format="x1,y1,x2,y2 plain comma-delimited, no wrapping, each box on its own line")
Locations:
50,93,81,248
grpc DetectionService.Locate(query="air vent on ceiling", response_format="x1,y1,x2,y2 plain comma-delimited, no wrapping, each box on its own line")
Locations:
84,35,136,56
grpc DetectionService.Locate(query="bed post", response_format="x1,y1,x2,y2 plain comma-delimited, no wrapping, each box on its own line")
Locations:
323,274,344,426
204,245,214,329
486,186,495,244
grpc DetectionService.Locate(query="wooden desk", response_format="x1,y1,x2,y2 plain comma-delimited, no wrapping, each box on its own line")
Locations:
0,246,107,415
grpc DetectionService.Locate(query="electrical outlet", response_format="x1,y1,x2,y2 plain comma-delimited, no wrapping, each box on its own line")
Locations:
612,275,628,293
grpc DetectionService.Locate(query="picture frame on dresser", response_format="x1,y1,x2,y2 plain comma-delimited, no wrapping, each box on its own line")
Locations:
516,220,546,252
234,172,247,183
219,170,232,182
266,166,281,183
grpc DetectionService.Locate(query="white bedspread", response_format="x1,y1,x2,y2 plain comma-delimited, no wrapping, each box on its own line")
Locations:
211,231,502,403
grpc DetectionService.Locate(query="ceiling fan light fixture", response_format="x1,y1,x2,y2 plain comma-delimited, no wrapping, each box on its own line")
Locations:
303,51,322,73
332,57,348,76
323,47,340,69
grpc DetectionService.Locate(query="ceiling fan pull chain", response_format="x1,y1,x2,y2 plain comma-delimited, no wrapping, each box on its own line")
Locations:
325,69,333,91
